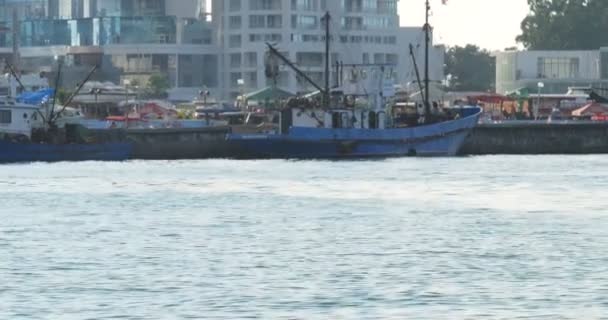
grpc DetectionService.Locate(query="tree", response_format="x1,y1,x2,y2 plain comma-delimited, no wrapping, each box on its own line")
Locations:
147,73,170,98
56,88,71,105
444,45,495,92
517,0,608,50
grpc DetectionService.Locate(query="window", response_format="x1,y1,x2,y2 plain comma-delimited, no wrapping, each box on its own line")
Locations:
0,110,11,124
292,0,316,11
246,72,258,87
601,52,608,79
296,52,323,67
229,16,242,29
229,35,241,48
230,53,241,68
249,15,266,28
229,0,241,11
250,0,282,10
249,34,263,42
537,57,579,79
267,15,282,28
386,54,398,65
230,72,242,86
292,15,318,29
245,52,258,67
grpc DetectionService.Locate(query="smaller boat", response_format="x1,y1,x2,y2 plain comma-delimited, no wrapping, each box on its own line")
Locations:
0,95,132,163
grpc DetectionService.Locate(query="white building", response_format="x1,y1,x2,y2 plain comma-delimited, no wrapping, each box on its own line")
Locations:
212,0,444,99
496,48,608,95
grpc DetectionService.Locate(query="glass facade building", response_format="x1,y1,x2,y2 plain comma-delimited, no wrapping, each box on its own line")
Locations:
495,49,608,94
0,0,217,101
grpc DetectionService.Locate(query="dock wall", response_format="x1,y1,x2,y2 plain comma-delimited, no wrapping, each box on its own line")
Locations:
461,122,608,154
126,126,232,160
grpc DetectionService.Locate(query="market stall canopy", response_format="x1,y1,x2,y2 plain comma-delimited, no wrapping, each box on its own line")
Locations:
571,102,608,116
244,86,294,102
506,87,531,99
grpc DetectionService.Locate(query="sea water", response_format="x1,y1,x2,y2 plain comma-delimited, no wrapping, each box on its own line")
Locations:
1,156,607,319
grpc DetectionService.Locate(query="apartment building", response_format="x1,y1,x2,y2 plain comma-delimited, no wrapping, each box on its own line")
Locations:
212,0,444,99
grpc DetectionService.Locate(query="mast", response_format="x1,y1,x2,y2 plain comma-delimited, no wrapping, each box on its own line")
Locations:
11,7,20,83
5,61,25,92
323,11,331,109
424,0,431,120
409,44,426,108
48,58,63,128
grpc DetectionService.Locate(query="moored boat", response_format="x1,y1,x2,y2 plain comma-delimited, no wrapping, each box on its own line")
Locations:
227,3,481,159
0,95,132,164
227,105,481,159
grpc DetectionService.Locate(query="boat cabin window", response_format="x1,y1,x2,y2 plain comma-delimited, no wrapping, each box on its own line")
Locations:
246,113,266,125
369,112,377,129
332,112,341,128
0,110,12,124
332,111,352,128
219,112,247,125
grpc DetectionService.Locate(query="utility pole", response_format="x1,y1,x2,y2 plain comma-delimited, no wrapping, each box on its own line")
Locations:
11,7,20,80
323,12,331,109
424,0,431,121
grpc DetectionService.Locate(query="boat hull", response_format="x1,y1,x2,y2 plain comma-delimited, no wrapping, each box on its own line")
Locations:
0,140,132,163
227,108,481,159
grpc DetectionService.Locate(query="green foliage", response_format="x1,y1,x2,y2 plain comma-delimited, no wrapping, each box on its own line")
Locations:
56,88,71,105
147,74,170,98
129,78,141,88
445,45,495,92
517,0,608,50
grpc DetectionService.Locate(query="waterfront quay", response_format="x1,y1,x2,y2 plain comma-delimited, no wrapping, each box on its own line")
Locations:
461,121,608,155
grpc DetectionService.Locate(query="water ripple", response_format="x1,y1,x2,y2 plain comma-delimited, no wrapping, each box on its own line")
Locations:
1,156,607,319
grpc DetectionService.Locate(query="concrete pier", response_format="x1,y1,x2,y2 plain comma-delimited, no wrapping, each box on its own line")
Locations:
126,126,232,160
461,122,608,155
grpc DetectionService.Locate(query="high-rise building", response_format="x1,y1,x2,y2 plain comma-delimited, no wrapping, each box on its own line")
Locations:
211,0,444,99
1,0,218,100
0,0,47,21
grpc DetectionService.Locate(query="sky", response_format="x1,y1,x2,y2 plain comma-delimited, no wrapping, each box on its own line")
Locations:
398,0,530,51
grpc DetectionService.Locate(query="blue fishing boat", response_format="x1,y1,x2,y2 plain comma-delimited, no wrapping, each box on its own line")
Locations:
0,139,132,163
227,3,481,159
227,106,480,159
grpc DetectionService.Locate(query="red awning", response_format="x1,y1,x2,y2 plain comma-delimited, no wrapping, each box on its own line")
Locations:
468,94,513,104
